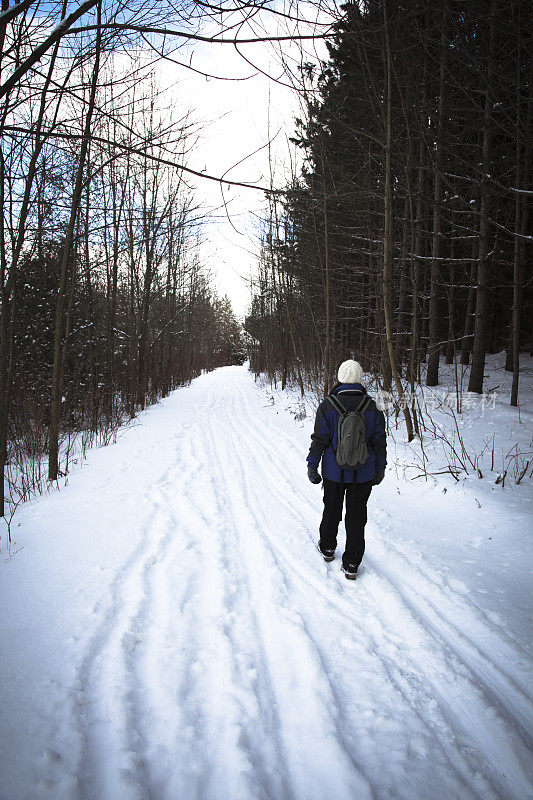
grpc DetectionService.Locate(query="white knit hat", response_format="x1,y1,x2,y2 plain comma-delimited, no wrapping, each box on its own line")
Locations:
338,359,363,384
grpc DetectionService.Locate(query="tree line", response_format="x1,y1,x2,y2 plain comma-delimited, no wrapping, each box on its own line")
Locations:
246,0,532,438
1,0,251,518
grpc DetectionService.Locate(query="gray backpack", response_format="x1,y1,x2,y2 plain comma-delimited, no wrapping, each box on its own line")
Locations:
326,394,371,471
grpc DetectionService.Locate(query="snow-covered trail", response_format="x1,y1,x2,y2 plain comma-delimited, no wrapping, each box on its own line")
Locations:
1,366,531,800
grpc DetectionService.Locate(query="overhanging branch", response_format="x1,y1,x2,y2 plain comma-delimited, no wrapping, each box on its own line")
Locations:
2,124,285,194
0,0,100,101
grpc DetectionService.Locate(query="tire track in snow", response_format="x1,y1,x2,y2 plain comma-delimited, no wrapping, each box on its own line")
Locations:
240,375,530,702
204,373,375,800
75,411,279,800
361,567,533,800
133,482,249,800
211,374,489,800
244,410,531,799
123,478,225,800
72,381,298,800
224,371,532,800
367,535,533,742
164,420,288,800
103,476,208,800
63,367,531,800
242,408,533,786
73,426,199,800
375,509,530,656
123,399,293,800
237,378,532,729
224,392,494,800
203,375,315,800
118,435,225,800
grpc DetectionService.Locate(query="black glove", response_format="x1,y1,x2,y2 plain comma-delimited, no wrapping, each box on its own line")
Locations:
373,469,385,486
307,465,322,484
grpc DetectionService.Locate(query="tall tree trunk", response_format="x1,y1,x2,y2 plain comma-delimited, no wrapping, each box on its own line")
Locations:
49,1,102,480
427,4,447,386
0,148,10,515
322,154,332,397
468,0,496,394
445,212,457,365
460,237,478,365
445,263,456,365
84,189,99,433
396,195,411,370
511,60,532,406
408,64,428,395
382,0,414,440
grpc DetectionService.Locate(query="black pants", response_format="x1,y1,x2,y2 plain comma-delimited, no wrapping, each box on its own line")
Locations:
319,478,373,566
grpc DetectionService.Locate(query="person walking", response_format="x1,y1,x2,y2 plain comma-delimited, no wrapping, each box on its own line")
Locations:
307,360,387,579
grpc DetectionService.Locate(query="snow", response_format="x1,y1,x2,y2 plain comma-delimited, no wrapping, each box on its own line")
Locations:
0,359,532,800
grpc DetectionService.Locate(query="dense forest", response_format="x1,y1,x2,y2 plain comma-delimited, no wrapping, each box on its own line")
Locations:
0,0,247,517
1,0,531,518
246,0,532,438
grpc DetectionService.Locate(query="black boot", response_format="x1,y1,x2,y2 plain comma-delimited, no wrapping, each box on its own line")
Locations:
317,541,336,562
341,561,358,580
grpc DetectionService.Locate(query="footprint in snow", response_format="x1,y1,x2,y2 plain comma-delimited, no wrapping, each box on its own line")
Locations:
42,748,61,763
122,631,142,654
446,578,470,595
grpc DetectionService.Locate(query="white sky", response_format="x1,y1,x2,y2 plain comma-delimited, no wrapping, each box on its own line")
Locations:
160,8,331,318
179,46,294,317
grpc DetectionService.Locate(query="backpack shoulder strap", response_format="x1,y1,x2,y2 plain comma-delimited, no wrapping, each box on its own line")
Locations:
357,396,371,415
326,394,346,415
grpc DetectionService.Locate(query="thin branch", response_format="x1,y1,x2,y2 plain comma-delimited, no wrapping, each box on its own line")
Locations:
66,22,333,45
2,124,284,193
0,0,100,101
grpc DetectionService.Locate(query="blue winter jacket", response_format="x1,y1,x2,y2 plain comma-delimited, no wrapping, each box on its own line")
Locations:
306,383,387,483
